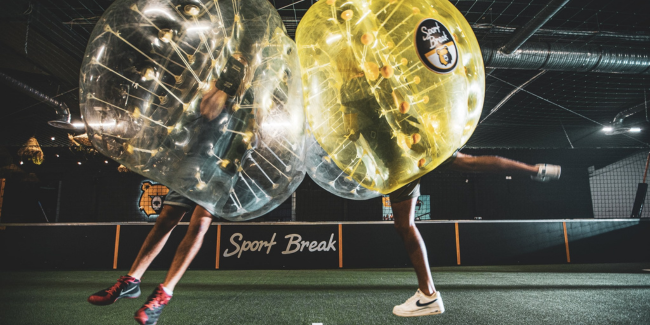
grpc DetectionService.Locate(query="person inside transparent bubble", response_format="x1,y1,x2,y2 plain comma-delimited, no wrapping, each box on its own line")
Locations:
170,52,256,211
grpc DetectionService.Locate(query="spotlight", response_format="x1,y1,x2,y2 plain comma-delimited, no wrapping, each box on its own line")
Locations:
77,162,82,165
105,160,109,164
56,154,60,158
20,161,24,165
51,137,55,141
629,127,641,133
602,126,613,132
506,176,512,180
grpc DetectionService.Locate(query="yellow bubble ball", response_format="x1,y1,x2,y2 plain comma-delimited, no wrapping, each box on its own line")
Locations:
296,0,484,194
341,10,354,21
363,62,380,81
399,101,410,114
361,33,375,45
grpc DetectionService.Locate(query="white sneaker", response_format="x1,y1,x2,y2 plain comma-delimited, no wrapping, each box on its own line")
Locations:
531,164,561,182
392,289,445,317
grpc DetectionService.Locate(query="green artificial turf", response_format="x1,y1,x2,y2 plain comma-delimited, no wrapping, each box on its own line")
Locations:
1,264,649,324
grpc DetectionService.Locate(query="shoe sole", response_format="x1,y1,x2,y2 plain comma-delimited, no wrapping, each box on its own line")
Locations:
393,309,445,317
88,293,141,306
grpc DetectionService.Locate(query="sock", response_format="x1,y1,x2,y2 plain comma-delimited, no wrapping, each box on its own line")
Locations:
126,275,140,282
162,285,173,296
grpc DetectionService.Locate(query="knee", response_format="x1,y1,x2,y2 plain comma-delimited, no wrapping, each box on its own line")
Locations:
154,209,185,231
393,221,412,237
186,219,212,238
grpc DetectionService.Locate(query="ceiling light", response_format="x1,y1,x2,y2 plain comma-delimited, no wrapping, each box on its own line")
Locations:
629,127,641,133
602,126,613,132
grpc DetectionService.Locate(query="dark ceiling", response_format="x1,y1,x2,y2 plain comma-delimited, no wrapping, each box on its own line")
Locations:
1,0,649,150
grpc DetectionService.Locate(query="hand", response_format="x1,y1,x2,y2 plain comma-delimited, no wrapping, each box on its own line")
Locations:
344,113,360,141
200,80,229,121
348,131,359,142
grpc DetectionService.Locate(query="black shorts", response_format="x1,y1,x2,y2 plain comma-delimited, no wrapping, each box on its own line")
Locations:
163,190,197,210
388,151,458,203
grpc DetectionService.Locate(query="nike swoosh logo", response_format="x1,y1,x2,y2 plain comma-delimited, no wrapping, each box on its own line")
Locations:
122,286,138,294
416,299,437,307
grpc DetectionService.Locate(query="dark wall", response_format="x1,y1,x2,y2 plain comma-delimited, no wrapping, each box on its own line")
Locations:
1,148,643,223
296,148,597,221
295,177,382,222
1,220,648,270
57,171,151,222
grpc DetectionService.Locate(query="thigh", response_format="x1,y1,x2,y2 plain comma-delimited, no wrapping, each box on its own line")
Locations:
389,178,421,204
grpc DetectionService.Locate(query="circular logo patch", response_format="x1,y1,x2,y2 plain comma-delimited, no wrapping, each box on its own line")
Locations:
414,18,458,74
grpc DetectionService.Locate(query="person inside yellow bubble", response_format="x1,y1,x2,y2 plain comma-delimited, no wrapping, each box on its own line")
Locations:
337,47,422,190
334,42,563,318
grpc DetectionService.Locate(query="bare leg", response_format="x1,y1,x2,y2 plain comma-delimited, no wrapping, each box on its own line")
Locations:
393,198,435,296
128,205,188,279
448,153,539,175
162,206,213,291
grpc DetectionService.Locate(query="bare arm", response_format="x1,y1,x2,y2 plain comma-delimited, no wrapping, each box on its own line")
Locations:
200,80,228,121
447,152,539,176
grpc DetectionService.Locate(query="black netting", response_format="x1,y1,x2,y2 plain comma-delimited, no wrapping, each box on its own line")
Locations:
589,151,650,218
1,0,650,222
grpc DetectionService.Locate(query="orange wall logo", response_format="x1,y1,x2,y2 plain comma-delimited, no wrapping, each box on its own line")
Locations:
139,181,170,217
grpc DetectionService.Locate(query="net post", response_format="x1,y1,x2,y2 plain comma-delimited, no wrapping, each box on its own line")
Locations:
113,225,121,269
630,152,650,218
216,224,221,269
455,222,461,265
563,222,571,263
338,223,343,268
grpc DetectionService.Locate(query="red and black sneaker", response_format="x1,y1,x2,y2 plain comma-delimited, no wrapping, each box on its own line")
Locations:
88,275,141,306
134,284,172,325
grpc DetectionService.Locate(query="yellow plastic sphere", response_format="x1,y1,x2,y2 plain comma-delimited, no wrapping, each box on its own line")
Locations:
297,0,484,194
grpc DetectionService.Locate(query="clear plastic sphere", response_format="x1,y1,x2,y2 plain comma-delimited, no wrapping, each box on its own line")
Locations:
296,0,484,194
305,129,380,200
80,0,306,220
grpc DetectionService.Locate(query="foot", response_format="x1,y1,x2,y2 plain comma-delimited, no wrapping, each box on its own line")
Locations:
393,289,445,317
134,284,172,325
88,275,141,306
531,164,561,182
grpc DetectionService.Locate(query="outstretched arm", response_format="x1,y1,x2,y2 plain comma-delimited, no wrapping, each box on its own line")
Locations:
447,152,539,176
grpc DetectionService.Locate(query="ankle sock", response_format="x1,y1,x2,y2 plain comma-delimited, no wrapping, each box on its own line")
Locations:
162,285,173,296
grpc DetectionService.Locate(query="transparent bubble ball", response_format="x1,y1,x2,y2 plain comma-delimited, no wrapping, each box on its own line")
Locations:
305,130,381,200
80,0,306,220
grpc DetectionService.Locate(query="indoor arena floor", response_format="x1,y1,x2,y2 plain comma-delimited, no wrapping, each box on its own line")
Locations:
1,264,649,325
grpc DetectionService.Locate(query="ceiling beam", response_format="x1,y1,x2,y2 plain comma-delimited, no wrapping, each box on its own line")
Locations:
499,0,570,54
